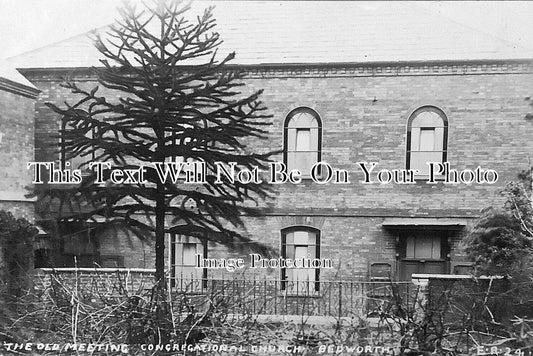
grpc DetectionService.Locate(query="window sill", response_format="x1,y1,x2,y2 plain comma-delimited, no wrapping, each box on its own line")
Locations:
413,174,445,183
401,258,447,262
277,291,321,298
170,289,208,295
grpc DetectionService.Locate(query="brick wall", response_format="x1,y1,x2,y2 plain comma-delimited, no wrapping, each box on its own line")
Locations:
98,228,156,269
0,88,36,221
33,268,156,296
21,61,533,279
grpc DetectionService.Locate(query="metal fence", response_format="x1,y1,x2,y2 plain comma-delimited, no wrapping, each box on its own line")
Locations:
170,276,417,317
34,269,417,317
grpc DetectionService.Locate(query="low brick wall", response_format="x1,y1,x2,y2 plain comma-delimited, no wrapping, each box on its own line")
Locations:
33,268,157,298
411,274,509,324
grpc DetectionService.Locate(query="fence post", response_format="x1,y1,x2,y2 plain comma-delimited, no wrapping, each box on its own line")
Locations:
411,276,429,322
338,281,343,317
263,277,267,314
253,275,256,315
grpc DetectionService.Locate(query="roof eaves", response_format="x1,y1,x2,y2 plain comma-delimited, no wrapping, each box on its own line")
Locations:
0,77,40,99
15,57,533,73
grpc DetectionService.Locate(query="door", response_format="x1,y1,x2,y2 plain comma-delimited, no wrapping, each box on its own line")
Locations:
398,230,449,280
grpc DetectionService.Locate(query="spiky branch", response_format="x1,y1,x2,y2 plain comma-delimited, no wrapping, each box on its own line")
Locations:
36,1,275,330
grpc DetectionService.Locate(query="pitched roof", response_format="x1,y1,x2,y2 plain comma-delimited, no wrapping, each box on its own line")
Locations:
0,59,39,97
0,60,37,87
8,1,533,69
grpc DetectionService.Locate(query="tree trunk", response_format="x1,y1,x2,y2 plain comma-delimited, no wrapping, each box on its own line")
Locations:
155,190,166,290
154,187,170,342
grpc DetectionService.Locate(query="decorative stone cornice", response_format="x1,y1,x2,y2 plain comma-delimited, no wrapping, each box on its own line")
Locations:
17,59,533,82
254,207,481,219
241,60,533,79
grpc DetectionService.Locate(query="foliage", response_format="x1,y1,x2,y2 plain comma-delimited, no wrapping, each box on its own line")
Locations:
375,278,533,355
0,210,38,345
33,0,275,339
40,0,274,255
2,271,253,355
444,168,533,354
463,179,533,276
463,206,531,276
0,210,38,298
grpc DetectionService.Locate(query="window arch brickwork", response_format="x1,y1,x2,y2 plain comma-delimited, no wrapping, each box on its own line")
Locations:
406,106,448,176
283,107,322,175
280,226,321,292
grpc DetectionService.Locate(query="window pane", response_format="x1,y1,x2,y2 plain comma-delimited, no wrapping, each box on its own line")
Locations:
410,151,443,174
405,235,442,259
182,243,196,266
295,129,310,151
434,127,444,151
415,238,433,259
306,246,316,259
293,231,308,244
288,152,316,173
431,237,441,259
310,127,319,151
411,111,443,127
288,112,318,128
419,129,435,151
285,231,294,245
292,268,312,282
406,235,415,258
286,245,295,258
307,231,317,245
294,245,308,259
290,246,314,290
287,128,297,151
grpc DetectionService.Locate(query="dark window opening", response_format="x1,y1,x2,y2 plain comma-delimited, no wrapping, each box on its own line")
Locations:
60,228,100,268
398,230,450,280
34,248,51,268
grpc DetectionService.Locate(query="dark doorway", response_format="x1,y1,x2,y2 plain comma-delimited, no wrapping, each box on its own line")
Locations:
398,230,450,280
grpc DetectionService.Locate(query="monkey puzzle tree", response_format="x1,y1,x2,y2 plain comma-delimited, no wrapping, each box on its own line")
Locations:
37,0,274,341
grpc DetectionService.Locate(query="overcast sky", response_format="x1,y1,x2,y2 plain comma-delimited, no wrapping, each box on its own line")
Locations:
0,1,532,59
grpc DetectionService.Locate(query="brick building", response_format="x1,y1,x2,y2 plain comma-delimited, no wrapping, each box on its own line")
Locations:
7,2,533,287
0,60,39,280
0,60,39,219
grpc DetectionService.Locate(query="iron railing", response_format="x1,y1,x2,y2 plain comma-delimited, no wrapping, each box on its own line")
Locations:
34,269,417,317
169,276,416,317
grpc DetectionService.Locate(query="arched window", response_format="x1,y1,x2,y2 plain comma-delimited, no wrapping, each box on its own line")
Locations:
284,108,322,175
169,234,207,290
281,226,320,293
406,106,448,176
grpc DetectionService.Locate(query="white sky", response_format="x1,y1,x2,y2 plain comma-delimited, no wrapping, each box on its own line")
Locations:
0,1,532,59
